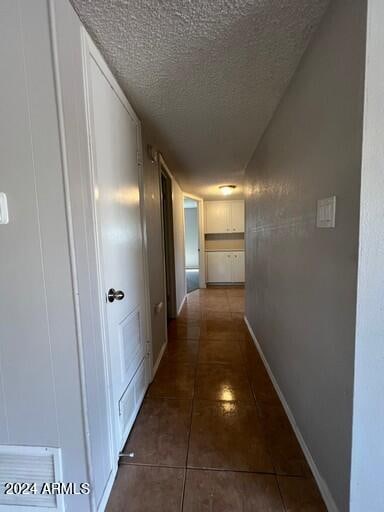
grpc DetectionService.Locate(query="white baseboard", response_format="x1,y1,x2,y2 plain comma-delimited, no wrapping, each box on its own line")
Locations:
244,316,339,512
151,341,167,381
177,294,187,316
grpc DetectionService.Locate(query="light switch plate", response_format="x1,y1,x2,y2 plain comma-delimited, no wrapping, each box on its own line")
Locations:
0,193,9,224
317,196,336,228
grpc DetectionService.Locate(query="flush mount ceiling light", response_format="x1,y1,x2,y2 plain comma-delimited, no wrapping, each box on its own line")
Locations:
219,184,236,196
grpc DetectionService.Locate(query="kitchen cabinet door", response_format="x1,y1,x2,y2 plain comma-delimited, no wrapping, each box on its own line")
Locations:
205,201,231,233
231,201,245,232
231,251,245,282
206,252,232,282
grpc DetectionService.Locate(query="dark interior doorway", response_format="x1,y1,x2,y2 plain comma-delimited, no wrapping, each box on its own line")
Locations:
160,164,177,320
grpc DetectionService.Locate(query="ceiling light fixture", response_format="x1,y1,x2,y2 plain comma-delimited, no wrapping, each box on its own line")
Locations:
219,184,236,196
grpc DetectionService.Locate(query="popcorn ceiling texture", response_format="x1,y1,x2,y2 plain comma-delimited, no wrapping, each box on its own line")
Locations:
71,0,329,199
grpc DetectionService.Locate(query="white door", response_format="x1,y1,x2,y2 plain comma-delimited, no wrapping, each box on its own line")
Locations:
205,201,231,233
206,252,232,282
86,45,149,456
231,201,245,232
231,252,245,282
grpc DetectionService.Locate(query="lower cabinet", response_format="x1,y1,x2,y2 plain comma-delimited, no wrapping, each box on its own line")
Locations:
231,251,245,282
206,251,245,283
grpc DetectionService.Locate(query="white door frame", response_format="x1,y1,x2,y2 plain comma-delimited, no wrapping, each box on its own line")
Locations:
80,28,152,461
183,192,206,289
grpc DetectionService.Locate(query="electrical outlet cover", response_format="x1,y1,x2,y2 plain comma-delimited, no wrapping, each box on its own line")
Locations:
0,193,9,224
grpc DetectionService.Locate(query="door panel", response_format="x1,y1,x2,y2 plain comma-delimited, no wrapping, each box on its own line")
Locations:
231,201,245,232
118,357,147,441
118,308,142,386
89,55,148,453
206,252,232,282
231,252,245,282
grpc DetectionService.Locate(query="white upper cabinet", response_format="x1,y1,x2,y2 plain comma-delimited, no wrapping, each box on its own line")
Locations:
205,200,245,233
231,201,245,233
205,201,231,233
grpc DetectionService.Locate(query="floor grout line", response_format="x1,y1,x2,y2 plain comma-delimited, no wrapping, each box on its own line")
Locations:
180,327,199,512
275,474,289,512
119,460,302,478
118,461,185,469
144,395,194,400
185,466,277,476
180,467,187,512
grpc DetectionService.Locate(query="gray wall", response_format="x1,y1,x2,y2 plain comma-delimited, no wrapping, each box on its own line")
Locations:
350,1,384,509
244,1,366,510
184,206,199,268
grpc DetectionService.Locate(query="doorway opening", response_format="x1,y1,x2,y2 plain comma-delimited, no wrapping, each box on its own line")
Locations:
160,161,177,321
184,196,200,293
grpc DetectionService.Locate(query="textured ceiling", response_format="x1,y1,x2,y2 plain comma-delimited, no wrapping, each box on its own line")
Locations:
71,0,329,199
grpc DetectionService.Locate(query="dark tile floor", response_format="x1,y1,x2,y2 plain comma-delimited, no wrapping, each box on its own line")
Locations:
107,287,326,512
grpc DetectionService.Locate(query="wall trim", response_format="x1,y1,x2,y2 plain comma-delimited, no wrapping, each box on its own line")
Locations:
244,315,339,512
152,341,167,381
48,5,96,509
97,464,118,512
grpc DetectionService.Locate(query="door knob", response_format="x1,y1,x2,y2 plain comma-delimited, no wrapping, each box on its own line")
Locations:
107,288,125,303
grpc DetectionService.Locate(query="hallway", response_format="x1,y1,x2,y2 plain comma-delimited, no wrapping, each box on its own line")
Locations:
2,2,383,510
107,287,326,511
